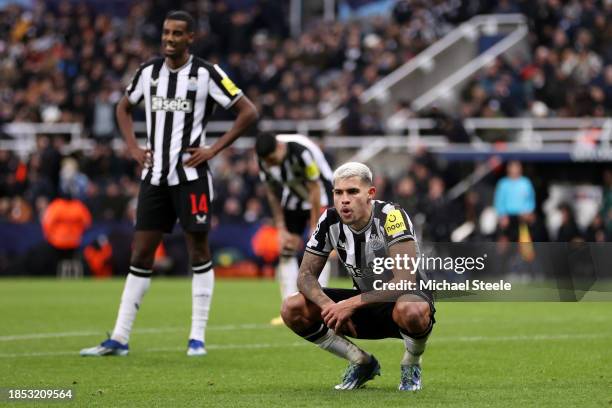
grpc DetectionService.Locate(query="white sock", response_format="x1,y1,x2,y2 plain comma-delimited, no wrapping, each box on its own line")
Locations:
306,324,370,364
111,270,151,344
278,255,299,300
318,262,330,288
189,263,214,342
400,331,429,366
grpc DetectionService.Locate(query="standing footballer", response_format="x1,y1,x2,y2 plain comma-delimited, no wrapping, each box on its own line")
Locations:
80,10,258,357
281,162,435,390
255,133,333,324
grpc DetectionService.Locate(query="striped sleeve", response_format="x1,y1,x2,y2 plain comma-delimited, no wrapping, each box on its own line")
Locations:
125,64,146,105
208,64,243,109
298,148,321,181
305,210,332,257
381,204,416,247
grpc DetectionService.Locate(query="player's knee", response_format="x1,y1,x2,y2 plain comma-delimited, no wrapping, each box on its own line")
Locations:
393,301,430,333
186,234,211,264
190,247,211,265
130,246,156,269
280,293,308,326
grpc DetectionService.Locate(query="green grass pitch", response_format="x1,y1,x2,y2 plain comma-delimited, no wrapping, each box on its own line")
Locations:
0,278,611,407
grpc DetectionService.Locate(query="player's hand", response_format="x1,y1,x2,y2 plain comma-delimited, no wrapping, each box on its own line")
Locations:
321,300,356,336
129,146,153,168
184,147,215,167
340,319,358,338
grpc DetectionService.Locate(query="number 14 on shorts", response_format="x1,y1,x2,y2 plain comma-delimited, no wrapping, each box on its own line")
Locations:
189,193,208,214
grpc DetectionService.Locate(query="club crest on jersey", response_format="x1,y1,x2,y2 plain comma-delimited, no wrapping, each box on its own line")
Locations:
187,77,198,91
368,234,385,251
152,96,193,112
384,209,406,236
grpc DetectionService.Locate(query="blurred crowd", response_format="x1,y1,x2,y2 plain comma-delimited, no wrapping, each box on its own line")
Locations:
1,0,609,137
1,1,611,275
2,135,611,245
459,0,611,121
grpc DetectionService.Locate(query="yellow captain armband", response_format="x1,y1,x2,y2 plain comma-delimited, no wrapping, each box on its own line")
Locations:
305,162,320,179
384,209,406,236
221,77,240,96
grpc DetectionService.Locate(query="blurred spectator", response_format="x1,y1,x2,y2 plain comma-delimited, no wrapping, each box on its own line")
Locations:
38,136,62,193
386,100,415,135
585,214,607,242
600,169,612,237
42,192,91,253
91,88,118,140
7,196,33,223
11,189,92,276
555,203,582,242
59,157,89,201
97,181,129,221
243,197,263,224
83,235,114,278
422,176,454,242
494,161,536,241
394,175,419,216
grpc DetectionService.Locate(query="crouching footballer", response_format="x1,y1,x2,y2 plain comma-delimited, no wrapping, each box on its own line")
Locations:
281,162,435,391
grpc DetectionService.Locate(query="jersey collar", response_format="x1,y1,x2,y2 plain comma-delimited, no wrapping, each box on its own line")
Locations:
165,54,193,73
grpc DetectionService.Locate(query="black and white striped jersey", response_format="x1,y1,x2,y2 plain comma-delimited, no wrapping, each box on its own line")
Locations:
306,200,423,292
258,134,334,211
126,55,243,186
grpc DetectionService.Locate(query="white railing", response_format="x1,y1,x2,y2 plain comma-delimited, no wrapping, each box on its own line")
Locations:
411,23,528,111
2,118,611,157
324,13,529,130
361,14,527,105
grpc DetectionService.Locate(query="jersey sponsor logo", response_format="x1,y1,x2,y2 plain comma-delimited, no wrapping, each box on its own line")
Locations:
384,209,406,236
151,96,193,112
344,263,376,279
344,264,362,278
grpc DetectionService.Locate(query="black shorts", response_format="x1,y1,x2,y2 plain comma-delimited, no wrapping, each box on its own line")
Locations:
283,209,310,236
322,287,435,340
135,176,213,233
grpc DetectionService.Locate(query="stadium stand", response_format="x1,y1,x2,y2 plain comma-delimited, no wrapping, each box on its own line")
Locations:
0,0,611,276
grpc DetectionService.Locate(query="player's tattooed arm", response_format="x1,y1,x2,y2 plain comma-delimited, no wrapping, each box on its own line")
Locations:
297,252,333,308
